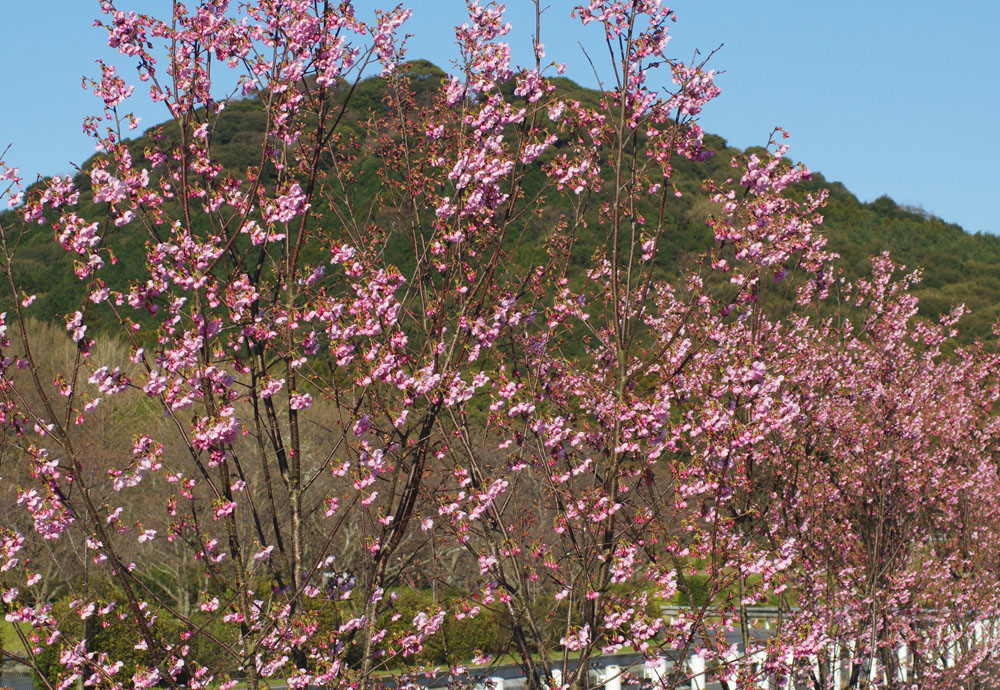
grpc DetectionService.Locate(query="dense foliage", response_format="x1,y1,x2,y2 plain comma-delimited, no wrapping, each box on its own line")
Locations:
1,3,999,690
4,69,1000,344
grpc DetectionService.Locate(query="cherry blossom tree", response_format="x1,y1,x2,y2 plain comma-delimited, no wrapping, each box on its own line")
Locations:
1,2,999,690
708,255,1000,689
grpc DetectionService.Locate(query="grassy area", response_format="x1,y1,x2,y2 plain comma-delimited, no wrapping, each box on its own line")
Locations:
2,618,29,656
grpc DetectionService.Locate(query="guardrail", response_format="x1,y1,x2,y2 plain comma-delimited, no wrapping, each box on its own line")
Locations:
659,605,791,620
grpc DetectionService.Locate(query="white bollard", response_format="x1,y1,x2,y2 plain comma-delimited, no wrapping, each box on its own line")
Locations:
843,640,856,686
689,654,706,690
602,665,621,690
724,649,740,688
897,644,909,684
475,678,505,690
867,655,879,684
830,642,842,690
751,650,769,690
645,657,669,688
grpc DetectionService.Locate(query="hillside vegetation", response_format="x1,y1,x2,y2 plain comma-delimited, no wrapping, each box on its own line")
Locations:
4,60,998,341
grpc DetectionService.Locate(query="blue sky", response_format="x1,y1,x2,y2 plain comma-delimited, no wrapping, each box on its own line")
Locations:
3,1,998,234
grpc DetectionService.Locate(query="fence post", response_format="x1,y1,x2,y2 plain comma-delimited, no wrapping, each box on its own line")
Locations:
896,644,908,684
645,657,669,688
689,653,705,690
601,665,621,690
830,642,842,690
868,654,880,685
475,677,505,690
750,650,769,690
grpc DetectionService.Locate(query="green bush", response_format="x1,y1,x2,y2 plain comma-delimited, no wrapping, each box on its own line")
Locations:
33,590,181,690
675,573,712,607
372,589,503,667
182,611,242,679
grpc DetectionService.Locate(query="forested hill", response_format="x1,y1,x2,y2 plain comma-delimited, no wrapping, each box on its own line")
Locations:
5,60,999,341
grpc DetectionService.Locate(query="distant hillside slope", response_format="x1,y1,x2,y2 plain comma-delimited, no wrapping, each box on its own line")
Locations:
3,60,998,341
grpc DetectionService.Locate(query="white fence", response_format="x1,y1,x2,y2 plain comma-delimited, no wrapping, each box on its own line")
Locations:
470,620,999,690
